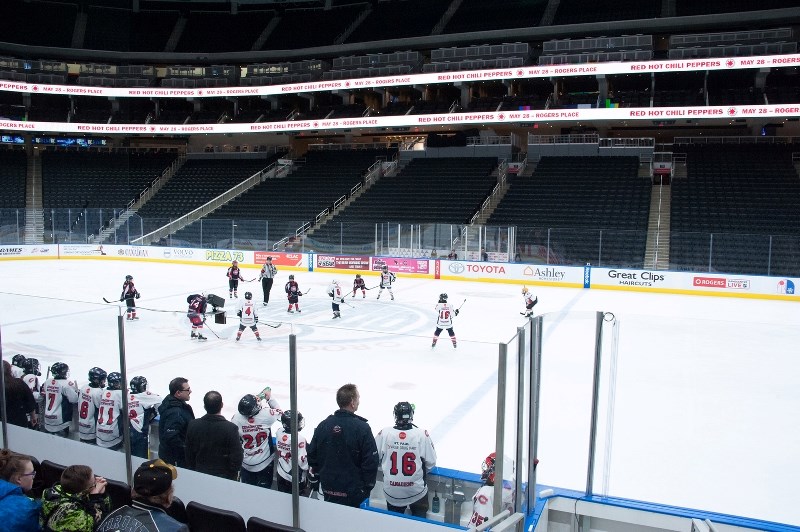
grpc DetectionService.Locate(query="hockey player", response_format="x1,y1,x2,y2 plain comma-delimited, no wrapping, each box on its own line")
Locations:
521,286,538,317
22,358,42,428
285,274,302,313
41,362,80,437
231,390,282,488
96,372,125,450
128,376,162,459
119,274,141,321
275,410,310,494
226,260,247,298
352,273,366,298
236,291,261,342
432,293,458,349
327,279,344,319
259,256,278,306
78,367,107,445
469,452,515,528
376,265,396,300
375,402,437,517
11,354,26,378
186,293,208,340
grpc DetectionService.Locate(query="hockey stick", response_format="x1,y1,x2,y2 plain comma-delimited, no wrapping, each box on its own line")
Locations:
260,322,282,329
456,298,467,311
102,297,119,304
202,322,221,339
339,298,356,309
365,284,381,291
302,288,312,295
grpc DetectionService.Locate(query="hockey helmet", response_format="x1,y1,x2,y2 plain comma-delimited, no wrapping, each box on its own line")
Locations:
332,279,338,285
288,274,295,280
232,260,238,266
244,291,253,300
88,367,108,387
393,401,415,427
106,372,122,390
51,362,69,380
23,358,41,376
126,275,133,281
382,265,388,272
439,293,448,302
11,354,26,368
130,376,148,394
280,410,305,432
481,452,497,484
521,286,529,295
238,394,261,417
355,274,361,279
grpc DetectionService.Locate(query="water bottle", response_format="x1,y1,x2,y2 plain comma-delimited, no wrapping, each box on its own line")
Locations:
432,491,440,513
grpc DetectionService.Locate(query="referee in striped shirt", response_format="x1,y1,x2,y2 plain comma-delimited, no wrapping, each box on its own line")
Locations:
260,256,278,306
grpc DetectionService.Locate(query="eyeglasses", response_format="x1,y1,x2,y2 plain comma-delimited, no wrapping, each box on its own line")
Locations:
20,471,36,477
180,388,191,393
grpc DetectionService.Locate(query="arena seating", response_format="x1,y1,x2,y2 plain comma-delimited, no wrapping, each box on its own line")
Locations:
171,149,394,247
311,157,498,250
488,156,649,267
670,143,800,275
443,0,547,34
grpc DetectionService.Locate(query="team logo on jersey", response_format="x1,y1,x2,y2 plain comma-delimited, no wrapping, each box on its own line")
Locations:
477,494,489,504
333,425,342,433
282,434,289,442
105,392,111,397
399,432,407,439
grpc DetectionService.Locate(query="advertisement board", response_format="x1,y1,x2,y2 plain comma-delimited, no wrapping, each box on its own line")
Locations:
315,254,371,270
254,251,306,268
371,257,430,274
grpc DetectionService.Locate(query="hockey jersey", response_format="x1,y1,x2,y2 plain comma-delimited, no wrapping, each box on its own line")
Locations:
78,384,105,441
435,302,456,328
379,271,396,288
327,281,343,300
22,374,40,401
129,391,162,434
274,426,309,483
96,389,125,448
238,299,258,326
42,378,79,432
375,425,437,507
231,405,281,472
469,483,514,527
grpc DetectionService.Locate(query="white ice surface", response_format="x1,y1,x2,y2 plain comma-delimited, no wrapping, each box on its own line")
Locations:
1,260,798,526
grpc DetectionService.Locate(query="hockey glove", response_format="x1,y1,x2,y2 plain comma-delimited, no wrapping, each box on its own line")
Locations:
255,316,259,323
119,298,124,302
237,310,242,318
327,291,334,298
340,298,345,303
136,292,140,299
308,470,320,493
455,309,459,316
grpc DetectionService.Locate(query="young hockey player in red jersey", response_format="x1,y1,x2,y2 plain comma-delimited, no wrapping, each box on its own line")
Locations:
120,274,140,321
227,260,247,299
285,275,302,313
352,274,366,298
186,293,208,340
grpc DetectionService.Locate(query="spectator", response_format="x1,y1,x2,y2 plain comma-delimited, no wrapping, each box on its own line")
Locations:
375,402,437,517
40,465,110,532
186,391,243,480
96,459,188,532
0,449,41,531
3,361,38,429
307,383,378,507
447,249,458,260
157,378,195,467
481,247,488,261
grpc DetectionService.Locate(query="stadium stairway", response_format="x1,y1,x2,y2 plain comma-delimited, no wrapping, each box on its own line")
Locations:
23,150,44,244
644,181,671,270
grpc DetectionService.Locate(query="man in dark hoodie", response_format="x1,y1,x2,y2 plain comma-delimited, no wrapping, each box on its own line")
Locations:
157,378,195,467
185,391,243,480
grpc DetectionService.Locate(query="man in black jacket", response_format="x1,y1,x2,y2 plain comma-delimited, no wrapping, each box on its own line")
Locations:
307,383,378,507
185,390,243,480
157,378,195,467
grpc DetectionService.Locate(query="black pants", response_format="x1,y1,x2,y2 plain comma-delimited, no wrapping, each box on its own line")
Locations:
262,277,274,303
387,495,429,518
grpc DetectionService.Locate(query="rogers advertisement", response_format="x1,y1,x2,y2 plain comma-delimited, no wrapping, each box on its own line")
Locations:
372,257,430,274
315,254,370,270
254,251,304,267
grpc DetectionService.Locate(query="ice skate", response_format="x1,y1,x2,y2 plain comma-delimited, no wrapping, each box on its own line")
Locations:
256,336,262,341
391,295,394,300
234,292,238,298
296,309,301,313
377,294,381,299
236,336,241,342
191,331,198,339
452,342,457,348
287,309,294,313
196,333,207,341
263,302,267,306
363,293,365,298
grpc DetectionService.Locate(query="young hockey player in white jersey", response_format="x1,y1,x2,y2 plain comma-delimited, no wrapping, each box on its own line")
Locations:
78,367,107,445
375,402,437,517
128,376,162,459
432,293,458,349
11,354,26,378
275,410,310,494
376,265,396,300
521,286,538,317
469,452,515,527
22,358,42,428
236,291,262,341
96,372,125,450
327,279,344,319
230,389,282,488
41,362,80,437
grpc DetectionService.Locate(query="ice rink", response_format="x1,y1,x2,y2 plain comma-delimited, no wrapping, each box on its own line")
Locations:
1,259,798,526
